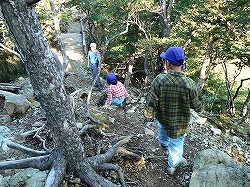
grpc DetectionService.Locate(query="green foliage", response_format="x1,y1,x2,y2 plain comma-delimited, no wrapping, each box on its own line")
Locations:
0,52,27,82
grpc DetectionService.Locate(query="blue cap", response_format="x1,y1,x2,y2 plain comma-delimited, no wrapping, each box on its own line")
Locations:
106,73,117,83
160,47,185,66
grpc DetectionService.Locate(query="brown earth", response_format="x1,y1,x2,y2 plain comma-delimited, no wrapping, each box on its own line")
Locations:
3,58,248,187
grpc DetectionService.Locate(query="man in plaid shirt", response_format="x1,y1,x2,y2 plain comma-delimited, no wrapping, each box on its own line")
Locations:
104,73,129,107
144,47,203,175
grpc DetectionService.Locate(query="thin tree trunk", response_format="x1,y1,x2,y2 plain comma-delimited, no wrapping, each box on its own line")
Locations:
159,0,174,37
49,0,69,70
197,34,218,92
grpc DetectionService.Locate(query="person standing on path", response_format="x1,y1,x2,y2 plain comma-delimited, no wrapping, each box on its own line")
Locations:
144,46,203,175
87,43,102,91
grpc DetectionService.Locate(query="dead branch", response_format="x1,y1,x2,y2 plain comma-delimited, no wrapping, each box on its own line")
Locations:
34,134,51,151
87,136,132,167
0,83,23,92
117,147,141,160
79,124,96,135
17,126,43,139
0,43,24,63
6,140,50,156
98,163,126,187
0,155,51,170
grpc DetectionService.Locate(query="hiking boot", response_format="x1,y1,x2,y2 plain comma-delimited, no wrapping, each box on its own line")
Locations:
167,158,188,176
167,167,176,175
160,144,168,150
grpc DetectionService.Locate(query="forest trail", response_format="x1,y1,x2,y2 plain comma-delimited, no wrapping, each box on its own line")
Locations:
61,21,87,76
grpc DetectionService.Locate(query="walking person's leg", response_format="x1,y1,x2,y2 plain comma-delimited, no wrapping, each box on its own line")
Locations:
167,135,187,175
92,68,100,90
157,122,169,148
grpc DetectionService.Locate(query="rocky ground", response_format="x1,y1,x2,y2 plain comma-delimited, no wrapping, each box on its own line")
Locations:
1,58,248,187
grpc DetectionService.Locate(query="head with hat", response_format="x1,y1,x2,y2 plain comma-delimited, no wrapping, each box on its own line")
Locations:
160,47,185,71
106,72,117,85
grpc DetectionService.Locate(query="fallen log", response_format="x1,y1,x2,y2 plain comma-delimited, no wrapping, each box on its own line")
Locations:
0,83,23,93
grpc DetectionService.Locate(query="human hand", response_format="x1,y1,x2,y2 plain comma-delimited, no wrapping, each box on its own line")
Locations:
145,122,154,130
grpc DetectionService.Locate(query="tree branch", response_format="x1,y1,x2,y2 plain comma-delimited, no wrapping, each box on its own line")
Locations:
26,0,41,6
0,155,51,170
0,43,24,63
86,135,132,167
6,140,50,156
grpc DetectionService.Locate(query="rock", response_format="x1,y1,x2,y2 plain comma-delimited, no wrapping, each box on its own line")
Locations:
210,126,222,135
195,117,207,125
3,168,47,187
190,149,250,187
0,126,12,139
0,90,31,116
19,83,34,98
0,115,11,126
76,122,83,129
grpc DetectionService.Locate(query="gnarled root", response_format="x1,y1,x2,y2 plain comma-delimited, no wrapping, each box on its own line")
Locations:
0,155,51,170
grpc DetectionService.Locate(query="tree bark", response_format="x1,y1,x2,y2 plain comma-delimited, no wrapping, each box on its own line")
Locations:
159,0,174,37
197,34,218,92
0,83,23,92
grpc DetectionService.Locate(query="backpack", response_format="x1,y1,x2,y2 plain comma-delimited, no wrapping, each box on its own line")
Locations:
95,50,103,61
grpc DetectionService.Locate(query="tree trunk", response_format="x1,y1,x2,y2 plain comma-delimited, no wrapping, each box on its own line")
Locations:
159,0,174,38
49,0,69,71
197,34,218,92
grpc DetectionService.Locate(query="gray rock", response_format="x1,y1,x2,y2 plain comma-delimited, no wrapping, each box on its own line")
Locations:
190,149,250,187
4,168,47,187
0,90,31,116
0,125,12,138
0,115,12,125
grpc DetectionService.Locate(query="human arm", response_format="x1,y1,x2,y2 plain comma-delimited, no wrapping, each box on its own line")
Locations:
190,83,203,113
105,86,113,106
87,52,90,68
144,78,159,123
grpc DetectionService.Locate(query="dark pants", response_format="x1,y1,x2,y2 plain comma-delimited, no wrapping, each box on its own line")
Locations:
91,68,101,88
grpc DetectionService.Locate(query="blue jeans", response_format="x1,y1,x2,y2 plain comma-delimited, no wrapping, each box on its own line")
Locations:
158,122,186,168
91,68,101,88
106,96,125,106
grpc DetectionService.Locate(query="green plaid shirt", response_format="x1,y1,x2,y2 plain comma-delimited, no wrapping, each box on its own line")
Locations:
145,70,202,138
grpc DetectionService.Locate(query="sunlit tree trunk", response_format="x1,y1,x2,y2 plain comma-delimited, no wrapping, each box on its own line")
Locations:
159,0,174,37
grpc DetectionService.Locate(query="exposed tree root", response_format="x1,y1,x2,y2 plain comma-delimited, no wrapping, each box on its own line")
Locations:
6,140,50,156
79,124,96,135
87,136,132,167
0,155,51,170
44,157,67,187
98,163,126,187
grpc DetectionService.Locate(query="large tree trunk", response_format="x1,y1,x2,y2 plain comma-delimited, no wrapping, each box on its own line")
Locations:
0,1,129,186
